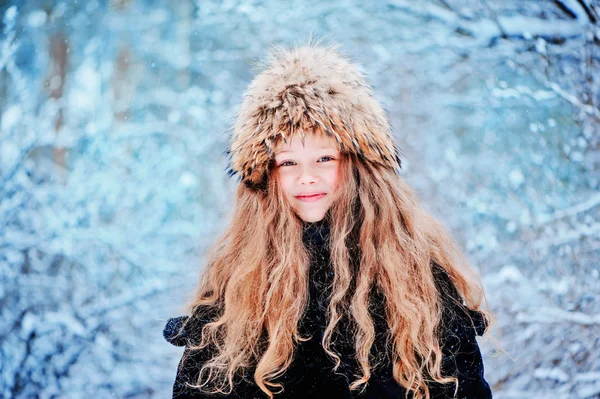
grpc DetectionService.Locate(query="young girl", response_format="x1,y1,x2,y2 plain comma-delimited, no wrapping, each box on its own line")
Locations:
163,43,494,399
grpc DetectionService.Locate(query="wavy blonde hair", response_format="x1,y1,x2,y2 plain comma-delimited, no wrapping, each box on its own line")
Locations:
181,137,493,399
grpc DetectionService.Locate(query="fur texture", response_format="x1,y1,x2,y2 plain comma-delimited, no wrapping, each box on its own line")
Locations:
226,43,402,187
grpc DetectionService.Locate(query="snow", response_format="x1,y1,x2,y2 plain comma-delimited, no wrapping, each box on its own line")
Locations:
490,265,524,285
509,169,525,188
3,6,17,24
67,62,102,113
1,104,22,132
1,0,598,398
574,372,600,383
533,367,569,383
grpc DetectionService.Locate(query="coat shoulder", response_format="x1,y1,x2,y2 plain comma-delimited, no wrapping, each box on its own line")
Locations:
431,262,488,337
163,305,221,347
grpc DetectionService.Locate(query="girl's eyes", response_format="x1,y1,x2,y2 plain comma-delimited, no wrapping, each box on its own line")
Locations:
278,156,335,167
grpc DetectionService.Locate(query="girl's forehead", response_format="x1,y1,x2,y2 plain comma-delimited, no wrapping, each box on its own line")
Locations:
275,133,339,154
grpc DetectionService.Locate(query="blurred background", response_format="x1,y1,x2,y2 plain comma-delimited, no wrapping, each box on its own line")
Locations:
0,0,598,398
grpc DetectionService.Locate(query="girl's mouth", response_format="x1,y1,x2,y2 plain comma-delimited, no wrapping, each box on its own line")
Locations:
295,193,326,202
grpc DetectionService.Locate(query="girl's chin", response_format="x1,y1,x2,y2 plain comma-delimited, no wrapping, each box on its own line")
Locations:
294,208,328,223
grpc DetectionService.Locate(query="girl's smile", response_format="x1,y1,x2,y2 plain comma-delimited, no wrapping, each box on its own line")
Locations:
295,193,327,202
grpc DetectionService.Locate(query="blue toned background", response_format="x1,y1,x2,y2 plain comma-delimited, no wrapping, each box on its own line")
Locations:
1,1,598,398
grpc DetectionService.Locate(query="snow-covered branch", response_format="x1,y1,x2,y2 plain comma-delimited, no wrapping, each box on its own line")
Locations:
532,223,600,249
515,307,600,326
389,0,594,41
536,193,600,226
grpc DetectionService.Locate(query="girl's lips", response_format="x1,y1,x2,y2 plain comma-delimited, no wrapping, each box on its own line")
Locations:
295,193,326,202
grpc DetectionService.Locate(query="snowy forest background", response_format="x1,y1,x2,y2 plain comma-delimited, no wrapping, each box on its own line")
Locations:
1,0,598,398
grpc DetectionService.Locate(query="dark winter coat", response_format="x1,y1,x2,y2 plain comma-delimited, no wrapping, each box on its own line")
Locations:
163,219,492,398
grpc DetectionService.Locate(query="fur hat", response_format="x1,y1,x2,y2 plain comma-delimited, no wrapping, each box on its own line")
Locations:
225,43,402,188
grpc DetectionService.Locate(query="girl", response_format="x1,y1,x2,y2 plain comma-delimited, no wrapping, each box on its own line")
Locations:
164,43,494,399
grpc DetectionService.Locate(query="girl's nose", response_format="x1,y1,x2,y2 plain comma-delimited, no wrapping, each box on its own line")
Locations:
297,165,318,185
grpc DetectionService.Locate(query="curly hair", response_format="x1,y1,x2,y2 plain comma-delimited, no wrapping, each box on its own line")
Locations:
180,133,493,399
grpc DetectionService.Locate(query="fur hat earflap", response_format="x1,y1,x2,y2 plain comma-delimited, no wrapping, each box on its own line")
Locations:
225,42,402,188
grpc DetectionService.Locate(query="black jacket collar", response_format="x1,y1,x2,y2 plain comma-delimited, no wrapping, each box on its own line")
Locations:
302,217,331,249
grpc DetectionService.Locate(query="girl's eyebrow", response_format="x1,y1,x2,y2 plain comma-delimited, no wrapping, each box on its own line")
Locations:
276,148,339,155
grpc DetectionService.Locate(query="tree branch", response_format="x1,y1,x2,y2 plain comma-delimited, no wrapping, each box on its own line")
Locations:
515,307,600,326
535,193,600,226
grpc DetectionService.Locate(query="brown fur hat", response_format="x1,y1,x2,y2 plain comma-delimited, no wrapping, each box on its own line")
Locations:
225,43,402,188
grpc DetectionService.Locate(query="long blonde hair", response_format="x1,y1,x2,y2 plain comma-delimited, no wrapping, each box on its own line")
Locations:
181,142,493,399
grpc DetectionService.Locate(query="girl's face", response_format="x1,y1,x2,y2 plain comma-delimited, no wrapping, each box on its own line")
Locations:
274,134,341,223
